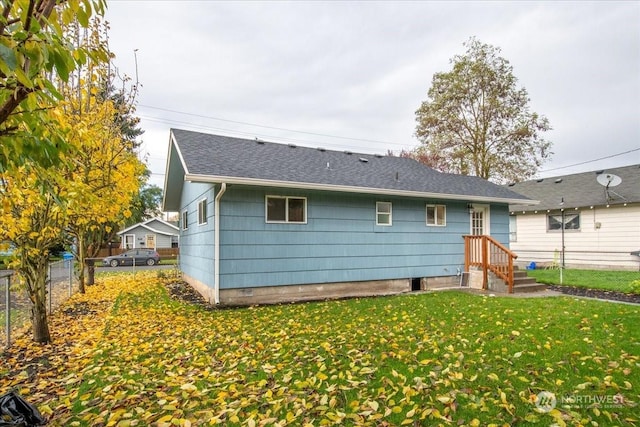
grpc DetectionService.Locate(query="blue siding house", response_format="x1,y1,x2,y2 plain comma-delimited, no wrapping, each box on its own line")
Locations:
163,129,533,304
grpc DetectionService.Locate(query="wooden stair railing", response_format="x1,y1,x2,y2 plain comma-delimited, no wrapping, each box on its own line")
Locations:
463,235,518,293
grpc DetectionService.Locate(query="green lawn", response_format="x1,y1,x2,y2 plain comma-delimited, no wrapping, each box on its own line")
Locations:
37,276,639,426
527,268,640,294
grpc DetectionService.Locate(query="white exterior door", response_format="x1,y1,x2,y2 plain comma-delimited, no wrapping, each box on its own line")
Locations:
470,204,490,236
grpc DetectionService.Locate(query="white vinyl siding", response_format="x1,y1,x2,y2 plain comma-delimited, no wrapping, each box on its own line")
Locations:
510,205,640,270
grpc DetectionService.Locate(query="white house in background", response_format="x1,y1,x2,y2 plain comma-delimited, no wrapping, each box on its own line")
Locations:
508,164,640,270
117,218,179,250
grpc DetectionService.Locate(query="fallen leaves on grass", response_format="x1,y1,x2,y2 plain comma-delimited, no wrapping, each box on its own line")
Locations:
1,274,639,426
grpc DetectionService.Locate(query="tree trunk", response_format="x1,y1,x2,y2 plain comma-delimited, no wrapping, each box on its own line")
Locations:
32,297,51,344
87,259,95,286
25,260,51,344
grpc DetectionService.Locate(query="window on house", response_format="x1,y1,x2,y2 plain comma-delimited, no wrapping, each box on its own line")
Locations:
426,204,446,226
266,196,307,223
547,212,580,231
376,202,392,226
509,215,517,242
123,234,135,249
198,199,207,225
181,210,188,230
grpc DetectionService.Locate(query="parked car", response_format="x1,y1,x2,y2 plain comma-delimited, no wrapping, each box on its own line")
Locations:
102,249,161,267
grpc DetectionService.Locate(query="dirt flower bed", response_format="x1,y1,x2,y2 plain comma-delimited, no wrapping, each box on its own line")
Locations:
547,284,640,304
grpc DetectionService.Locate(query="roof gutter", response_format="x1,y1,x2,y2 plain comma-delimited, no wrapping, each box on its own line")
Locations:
213,182,227,304
185,173,539,206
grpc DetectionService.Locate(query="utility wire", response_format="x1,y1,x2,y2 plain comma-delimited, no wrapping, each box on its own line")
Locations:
138,104,404,146
539,147,640,173
138,114,413,154
137,104,640,178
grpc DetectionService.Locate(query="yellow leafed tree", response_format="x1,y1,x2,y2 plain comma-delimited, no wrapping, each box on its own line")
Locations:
56,17,145,292
59,96,144,292
0,98,144,343
0,0,108,169
0,14,145,343
0,162,69,343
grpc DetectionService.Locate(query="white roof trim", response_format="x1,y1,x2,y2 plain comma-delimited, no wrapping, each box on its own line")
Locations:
146,217,179,231
163,131,190,211
118,218,179,236
185,173,539,205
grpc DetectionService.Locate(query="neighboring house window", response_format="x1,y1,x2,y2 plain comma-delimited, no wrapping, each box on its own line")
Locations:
376,202,392,226
123,234,135,249
548,212,580,231
266,196,307,223
182,210,188,230
198,199,207,225
509,215,517,242
426,204,446,226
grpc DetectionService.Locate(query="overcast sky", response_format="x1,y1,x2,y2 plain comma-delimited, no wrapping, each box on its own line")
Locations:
105,1,640,189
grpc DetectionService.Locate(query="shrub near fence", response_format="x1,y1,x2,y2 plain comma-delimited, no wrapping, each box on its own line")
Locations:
1,260,79,348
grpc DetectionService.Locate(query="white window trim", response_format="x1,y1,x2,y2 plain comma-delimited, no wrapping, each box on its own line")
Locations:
426,204,446,227
198,198,208,225
123,234,135,249
509,215,517,242
265,195,308,224
376,201,392,226
181,210,188,230
547,212,581,232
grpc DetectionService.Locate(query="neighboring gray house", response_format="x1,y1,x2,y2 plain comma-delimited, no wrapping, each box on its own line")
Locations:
508,164,640,270
118,218,179,250
163,129,535,305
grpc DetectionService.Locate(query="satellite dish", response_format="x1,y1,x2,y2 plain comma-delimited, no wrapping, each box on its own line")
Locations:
596,173,622,187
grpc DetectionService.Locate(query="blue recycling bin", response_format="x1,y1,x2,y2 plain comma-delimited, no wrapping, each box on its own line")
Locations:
62,251,73,268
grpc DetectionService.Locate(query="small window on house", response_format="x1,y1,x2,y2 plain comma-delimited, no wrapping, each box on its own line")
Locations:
198,199,207,225
426,204,446,226
181,210,188,230
266,196,307,223
509,215,517,242
376,202,392,226
547,212,580,231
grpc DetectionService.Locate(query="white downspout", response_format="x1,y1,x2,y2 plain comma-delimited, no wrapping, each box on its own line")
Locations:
214,183,227,304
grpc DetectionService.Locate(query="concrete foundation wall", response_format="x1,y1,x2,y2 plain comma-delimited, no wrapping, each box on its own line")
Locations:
182,273,216,304
220,279,411,305
420,276,459,289
183,275,411,305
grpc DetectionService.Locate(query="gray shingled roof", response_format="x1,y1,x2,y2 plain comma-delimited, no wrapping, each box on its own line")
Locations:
508,164,640,212
164,129,533,210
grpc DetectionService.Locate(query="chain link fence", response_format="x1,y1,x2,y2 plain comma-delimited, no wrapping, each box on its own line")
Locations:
519,249,640,293
1,260,79,348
